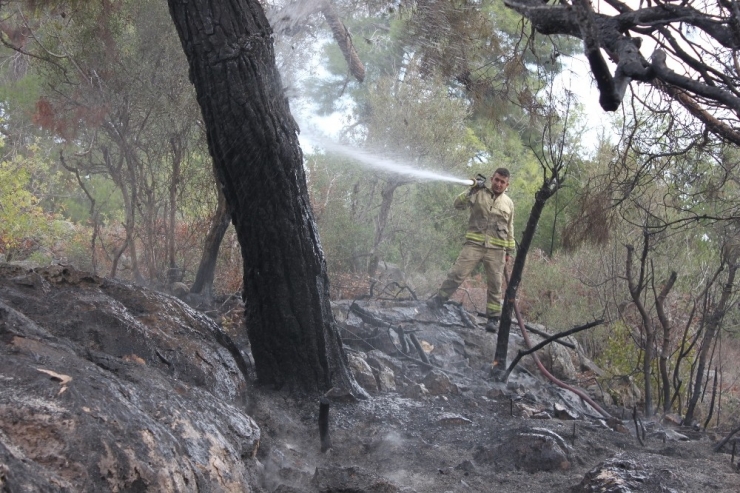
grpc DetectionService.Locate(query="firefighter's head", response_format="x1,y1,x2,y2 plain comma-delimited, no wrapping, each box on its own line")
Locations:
491,168,510,194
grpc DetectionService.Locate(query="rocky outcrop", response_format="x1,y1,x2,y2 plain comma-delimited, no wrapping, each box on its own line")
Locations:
0,264,259,491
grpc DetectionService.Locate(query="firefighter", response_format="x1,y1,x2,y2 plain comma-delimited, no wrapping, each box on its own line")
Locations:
428,168,515,333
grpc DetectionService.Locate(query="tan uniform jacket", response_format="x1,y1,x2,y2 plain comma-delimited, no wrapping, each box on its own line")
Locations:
453,187,515,254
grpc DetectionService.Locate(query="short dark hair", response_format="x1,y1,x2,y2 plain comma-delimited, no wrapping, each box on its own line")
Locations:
493,167,510,178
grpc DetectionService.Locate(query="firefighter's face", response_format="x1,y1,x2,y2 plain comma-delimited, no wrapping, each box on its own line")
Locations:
490,172,509,194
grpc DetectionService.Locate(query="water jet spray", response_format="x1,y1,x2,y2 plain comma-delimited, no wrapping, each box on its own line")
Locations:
300,131,481,187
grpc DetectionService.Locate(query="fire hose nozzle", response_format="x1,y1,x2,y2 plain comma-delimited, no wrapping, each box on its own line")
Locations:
473,174,486,188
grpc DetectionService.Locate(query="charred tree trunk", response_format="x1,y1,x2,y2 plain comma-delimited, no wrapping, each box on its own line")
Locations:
190,183,230,298
655,270,677,413
626,238,656,417
493,178,559,374
684,262,737,424
167,136,183,284
168,0,365,396
368,180,400,277
321,2,365,83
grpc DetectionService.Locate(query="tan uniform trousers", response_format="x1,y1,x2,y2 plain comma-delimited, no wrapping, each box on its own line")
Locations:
438,243,506,318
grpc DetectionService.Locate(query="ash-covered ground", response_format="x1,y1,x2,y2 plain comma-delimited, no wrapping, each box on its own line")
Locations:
244,299,740,492
1,263,737,492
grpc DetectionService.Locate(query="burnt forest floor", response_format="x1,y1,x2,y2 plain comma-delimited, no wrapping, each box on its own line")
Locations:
226,299,740,493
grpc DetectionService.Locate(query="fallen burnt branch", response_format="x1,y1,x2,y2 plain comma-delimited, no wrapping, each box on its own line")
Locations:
370,280,418,301
350,299,473,330
503,319,604,381
408,332,430,365
392,326,410,354
523,323,576,349
714,424,740,453
349,301,394,328
385,328,467,378
455,304,478,329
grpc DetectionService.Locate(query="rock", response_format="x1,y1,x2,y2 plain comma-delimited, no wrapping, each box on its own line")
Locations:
171,281,190,298
574,457,649,492
324,386,359,403
662,413,683,426
402,383,429,399
486,385,506,399
605,417,631,434
553,403,579,420
515,402,539,418
578,352,606,377
503,430,571,472
455,460,476,473
365,350,399,392
538,340,578,380
376,367,397,392
366,349,404,374
347,352,379,394
650,429,690,442
422,370,459,395
0,265,260,491
586,383,614,406
475,428,571,472
375,260,407,285
606,375,642,408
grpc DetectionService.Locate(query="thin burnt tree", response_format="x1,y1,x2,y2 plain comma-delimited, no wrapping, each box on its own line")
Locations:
190,165,231,300
492,88,577,375
684,240,739,424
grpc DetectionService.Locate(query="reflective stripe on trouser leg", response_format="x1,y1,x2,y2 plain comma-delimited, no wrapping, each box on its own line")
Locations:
487,301,502,314
483,247,506,318
438,243,486,299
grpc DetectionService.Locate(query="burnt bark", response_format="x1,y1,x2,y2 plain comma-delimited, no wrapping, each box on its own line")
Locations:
168,0,365,396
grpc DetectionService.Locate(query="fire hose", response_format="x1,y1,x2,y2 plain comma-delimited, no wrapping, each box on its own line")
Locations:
504,266,611,419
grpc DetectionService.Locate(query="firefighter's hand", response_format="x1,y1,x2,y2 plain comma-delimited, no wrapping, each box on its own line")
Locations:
469,175,486,195
506,254,513,263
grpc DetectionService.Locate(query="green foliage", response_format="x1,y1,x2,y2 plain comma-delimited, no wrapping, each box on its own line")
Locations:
595,321,641,377
0,0,213,282
0,151,75,261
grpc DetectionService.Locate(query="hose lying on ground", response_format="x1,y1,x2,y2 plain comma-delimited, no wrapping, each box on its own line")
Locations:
503,267,611,419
